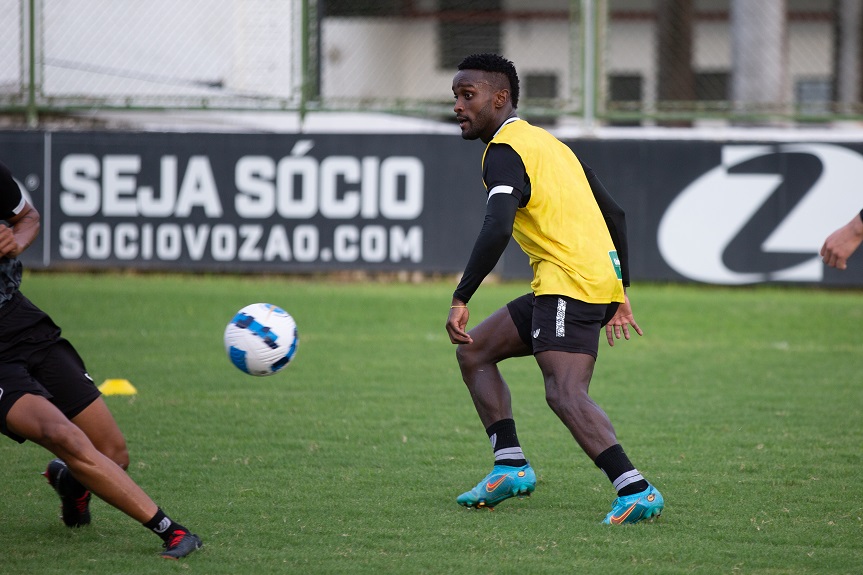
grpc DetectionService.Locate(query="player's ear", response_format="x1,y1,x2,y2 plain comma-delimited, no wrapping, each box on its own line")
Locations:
494,88,510,109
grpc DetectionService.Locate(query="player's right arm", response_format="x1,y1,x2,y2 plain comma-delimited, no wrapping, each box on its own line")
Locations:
820,209,863,270
446,193,518,345
0,162,41,259
451,192,519,305
452,144,525,306
447,145,523,345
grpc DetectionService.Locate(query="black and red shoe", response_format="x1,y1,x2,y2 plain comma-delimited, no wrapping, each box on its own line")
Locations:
43,458,91,527
160,530,203,559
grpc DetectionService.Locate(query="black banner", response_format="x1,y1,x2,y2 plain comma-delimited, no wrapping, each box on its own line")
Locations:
505,139,863,287
1,131,862,286
46,132,486,273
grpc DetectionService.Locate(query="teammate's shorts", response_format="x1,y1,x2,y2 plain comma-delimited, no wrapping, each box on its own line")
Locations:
506,293,620,358
0,291,101,443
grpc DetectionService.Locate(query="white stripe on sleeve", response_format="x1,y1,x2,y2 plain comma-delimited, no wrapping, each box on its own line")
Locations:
487,185,514,201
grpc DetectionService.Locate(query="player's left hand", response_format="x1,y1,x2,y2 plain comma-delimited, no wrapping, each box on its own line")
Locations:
605,293,643,347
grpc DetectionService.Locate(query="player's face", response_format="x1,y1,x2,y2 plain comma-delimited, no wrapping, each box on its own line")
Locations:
452,70,502,143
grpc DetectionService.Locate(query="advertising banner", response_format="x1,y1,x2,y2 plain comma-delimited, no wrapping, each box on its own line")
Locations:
505,139,863,287
47,132,485,273
1,130,862,287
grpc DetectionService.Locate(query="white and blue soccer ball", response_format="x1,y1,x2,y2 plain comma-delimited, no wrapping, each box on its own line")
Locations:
224,303,299,376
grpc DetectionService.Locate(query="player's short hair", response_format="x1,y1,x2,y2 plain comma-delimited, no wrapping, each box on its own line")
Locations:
457,53,520,109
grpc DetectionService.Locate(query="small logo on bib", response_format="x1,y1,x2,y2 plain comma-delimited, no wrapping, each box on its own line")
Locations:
609,250,622,280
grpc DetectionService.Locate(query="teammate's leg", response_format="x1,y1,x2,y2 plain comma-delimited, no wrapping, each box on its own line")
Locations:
71,397,130,469
29,337,131,524
9,394,158,521
6,394,202,556
41,398,130,526
30,337,130,470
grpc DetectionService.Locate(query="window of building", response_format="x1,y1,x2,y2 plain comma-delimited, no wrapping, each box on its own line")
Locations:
694,71,729,101
438,0,502,69
796,77,832,115
524,73,559,100
323,0,405,17
608,74,642,126
609,74,643,103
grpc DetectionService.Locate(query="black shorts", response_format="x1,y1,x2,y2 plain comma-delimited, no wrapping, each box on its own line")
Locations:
506,293,619,358
0,292,101,443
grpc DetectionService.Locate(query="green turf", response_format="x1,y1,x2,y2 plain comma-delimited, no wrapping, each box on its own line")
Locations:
2,272,862,574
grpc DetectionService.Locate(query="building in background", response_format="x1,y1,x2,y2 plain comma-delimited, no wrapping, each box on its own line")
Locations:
1,0,862,128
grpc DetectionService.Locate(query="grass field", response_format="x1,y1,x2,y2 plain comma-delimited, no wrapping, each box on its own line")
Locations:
2,272,862,575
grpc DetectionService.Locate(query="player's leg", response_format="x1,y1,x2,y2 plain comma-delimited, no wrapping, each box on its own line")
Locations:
455,298,531,428
32,338,129,469
8,393,157,522
39,397,130,527
6,394,202,557
29,337,130,525
2,314,201,557
454,295,536,509
534,350,616,459
71,398,130,469
455,301,531,427
532,295,663,524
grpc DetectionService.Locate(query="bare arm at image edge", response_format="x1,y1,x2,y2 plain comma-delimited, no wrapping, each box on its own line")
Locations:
820,209,863,270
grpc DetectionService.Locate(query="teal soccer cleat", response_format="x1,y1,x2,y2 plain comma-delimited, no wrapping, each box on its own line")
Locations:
456,464,536,509
602,484,664,525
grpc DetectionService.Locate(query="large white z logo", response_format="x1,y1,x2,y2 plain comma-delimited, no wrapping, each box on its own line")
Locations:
658,144,863,284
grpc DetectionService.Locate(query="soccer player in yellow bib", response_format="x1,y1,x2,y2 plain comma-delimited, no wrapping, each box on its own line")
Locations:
446,54,663,524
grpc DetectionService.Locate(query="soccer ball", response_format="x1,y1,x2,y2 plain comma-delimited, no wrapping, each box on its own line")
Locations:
224,303,299,376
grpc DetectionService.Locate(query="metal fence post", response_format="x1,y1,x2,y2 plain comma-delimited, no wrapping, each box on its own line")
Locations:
26,0,38,127
581,0,594,129
300,0,321,130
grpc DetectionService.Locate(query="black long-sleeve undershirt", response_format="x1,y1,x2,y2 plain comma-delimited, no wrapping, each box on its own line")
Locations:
452,192,519,304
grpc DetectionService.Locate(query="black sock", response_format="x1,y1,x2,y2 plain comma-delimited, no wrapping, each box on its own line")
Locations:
486,418,527,467
594,444,649,497
143,508,186,542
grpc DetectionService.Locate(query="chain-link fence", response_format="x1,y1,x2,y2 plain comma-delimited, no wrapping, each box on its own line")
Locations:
1,0,305,116
605,0,856,123
2,0,862,126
